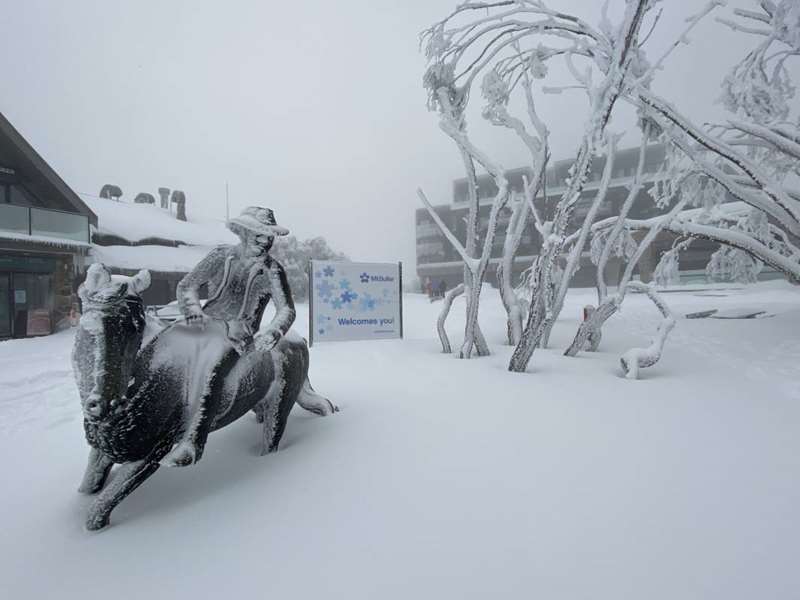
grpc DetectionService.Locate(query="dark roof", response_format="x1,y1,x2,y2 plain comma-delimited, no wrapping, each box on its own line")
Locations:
0,111,97,225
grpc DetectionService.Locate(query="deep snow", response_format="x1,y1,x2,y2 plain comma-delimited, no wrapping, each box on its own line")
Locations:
0,282,799,599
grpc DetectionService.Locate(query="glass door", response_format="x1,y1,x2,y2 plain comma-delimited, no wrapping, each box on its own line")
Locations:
0,274,10,338
12,273,52,337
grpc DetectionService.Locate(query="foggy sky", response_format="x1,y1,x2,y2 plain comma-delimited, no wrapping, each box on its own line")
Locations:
0,0,775,271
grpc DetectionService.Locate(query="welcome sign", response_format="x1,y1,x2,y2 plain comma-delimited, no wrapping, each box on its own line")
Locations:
309,260,403,345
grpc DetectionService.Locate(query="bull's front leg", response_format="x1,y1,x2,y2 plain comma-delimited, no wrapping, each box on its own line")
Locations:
86,440,172,531
78,447,115,494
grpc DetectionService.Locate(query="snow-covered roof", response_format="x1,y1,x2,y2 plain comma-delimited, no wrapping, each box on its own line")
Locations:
91,244,210,273
84,197,237,246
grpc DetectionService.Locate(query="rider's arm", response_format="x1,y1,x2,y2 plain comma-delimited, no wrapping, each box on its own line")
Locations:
176,246,227,320
258,259,296,349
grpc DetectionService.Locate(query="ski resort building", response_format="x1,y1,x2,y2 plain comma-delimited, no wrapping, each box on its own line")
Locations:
86,195,235,306
0,112,95,339
415,144,725,290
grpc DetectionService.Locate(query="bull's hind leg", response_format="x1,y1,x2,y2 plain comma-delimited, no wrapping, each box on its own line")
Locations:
296,377,338,416
78,447,114,494
260,353,300,455
86,440,171,531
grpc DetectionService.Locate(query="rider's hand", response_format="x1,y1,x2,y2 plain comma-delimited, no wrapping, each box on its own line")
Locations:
230,334,254,355
257,329,282,351
226,321,254,355
184,309,209,327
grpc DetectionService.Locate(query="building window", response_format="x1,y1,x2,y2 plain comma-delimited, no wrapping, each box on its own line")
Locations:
30,208,89,243
417,241,446,262
416,222,440,238
0,203,29,235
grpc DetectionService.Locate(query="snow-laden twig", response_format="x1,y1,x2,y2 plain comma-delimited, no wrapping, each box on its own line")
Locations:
636,1,726,85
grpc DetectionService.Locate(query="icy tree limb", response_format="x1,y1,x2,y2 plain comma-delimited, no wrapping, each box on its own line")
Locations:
509,0,652,373
564,191,689,358
436,91,511,359
585,208,800,284
541,135,619,348
437,283,465,354
418,188,478,270
636,90,800,236
726,120,800,161
596,126,651,304
497,194,531,345
619,281,676,380
459,150,491,358
636,1,725,86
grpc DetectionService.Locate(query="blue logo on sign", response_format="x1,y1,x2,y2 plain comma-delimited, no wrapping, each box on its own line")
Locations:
359,272,394,283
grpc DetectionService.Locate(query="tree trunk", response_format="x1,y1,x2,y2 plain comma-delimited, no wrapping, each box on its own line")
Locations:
564,298,620,356
497,262,524,346
436,284,465,354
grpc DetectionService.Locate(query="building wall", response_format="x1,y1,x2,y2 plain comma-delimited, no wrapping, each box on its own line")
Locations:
414,144,733,291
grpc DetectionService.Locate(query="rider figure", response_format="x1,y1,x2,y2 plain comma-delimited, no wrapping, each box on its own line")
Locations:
160,206,295,467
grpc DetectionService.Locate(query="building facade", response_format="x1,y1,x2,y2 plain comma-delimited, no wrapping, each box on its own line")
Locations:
416,144,723,291
0,112,95,339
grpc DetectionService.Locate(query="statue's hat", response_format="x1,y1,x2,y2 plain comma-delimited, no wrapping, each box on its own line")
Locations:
227,206,289,237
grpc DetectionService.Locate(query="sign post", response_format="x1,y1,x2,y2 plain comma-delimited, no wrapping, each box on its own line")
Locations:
308,260,403,346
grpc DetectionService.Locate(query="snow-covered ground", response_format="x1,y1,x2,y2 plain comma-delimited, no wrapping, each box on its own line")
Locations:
1,282,799,599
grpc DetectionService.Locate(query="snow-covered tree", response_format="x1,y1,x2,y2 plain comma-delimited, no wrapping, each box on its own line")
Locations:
625,1,800,284
419,0,657,371
421,0,799,377
415,84,509,358
271,236,348,301
567,0,800,361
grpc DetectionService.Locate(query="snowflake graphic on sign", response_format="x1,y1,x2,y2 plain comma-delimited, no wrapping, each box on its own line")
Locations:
358,294,377,312
323,265,335,277
316,280,335,300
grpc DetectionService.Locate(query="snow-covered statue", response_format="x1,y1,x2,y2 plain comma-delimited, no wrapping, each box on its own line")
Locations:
72,207,336,530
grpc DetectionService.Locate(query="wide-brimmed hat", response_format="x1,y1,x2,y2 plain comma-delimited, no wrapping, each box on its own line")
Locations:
227,206,289,237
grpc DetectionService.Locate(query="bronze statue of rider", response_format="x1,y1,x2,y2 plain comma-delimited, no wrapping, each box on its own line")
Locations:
160,206,296,467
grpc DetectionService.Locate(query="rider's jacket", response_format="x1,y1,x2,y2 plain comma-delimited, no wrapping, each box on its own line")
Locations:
176,245,295,341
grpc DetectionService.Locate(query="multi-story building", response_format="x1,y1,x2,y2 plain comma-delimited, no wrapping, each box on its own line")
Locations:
415,144,722,291
0,112,95,339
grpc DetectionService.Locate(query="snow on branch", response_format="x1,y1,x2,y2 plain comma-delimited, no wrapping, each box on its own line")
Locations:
619,282,676,380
